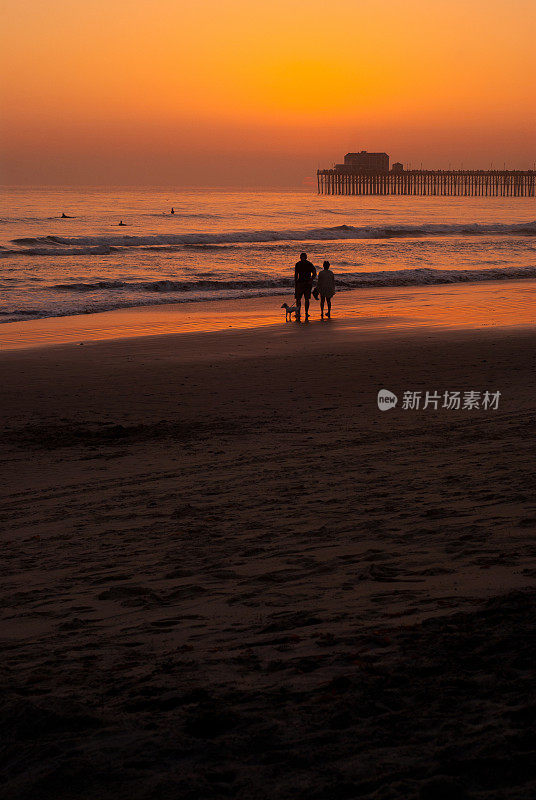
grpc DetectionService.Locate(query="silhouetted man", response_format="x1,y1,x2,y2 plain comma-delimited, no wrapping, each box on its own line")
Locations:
294,252,316,319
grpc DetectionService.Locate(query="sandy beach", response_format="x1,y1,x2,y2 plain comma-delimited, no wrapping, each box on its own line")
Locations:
1,309,536,799
4,0,536,792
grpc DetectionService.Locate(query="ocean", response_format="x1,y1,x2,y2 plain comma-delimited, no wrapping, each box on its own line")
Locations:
1,186,535,324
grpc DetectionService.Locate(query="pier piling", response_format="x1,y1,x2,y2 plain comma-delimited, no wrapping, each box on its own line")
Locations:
316,169,536,197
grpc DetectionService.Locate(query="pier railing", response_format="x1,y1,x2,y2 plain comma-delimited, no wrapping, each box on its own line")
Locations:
317,169,536,197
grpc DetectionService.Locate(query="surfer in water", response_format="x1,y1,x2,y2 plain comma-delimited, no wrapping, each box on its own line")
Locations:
118,220,126,226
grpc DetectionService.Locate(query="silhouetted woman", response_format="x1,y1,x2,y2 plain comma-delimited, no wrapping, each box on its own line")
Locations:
317,260,335,319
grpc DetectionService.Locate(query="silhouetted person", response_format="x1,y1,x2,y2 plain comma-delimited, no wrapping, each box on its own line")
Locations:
294,252,316,319
61,213,73,218
118,220,126,226
171,207,175,214
317,260,335,319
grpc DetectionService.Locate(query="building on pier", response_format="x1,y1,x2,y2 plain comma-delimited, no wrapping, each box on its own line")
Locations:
335,151,390,174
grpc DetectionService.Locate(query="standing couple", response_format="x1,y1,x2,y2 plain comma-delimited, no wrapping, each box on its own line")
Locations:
294,252,335,320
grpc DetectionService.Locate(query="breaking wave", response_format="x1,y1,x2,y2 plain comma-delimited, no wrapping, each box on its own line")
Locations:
5,220,536,256
51,265,536,295
52,278,291,292
3,264,536,324
3,244,113,256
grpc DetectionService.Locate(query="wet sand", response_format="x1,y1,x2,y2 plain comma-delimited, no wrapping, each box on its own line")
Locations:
2,278,536,350
1,319,536,799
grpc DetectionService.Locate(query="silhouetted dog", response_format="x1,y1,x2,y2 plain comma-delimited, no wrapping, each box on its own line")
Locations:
281,302,297,321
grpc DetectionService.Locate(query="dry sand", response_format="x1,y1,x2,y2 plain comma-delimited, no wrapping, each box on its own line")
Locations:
1,318,536,799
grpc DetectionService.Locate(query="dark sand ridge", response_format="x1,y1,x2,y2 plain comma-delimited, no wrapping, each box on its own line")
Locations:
1,321,535,799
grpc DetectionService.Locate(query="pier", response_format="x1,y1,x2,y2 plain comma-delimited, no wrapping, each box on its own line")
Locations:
317,152,535,197
317,168,536,197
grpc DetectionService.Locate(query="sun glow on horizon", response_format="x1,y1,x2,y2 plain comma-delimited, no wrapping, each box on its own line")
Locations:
2,0,535,185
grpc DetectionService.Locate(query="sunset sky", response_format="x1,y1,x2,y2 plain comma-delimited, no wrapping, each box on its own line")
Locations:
2,0,535,186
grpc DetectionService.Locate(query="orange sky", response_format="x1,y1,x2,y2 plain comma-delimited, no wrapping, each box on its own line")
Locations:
2,0,535,186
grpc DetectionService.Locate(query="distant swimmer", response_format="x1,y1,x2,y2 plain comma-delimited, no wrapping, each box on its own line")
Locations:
171,207,175,214
118,220,126,226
